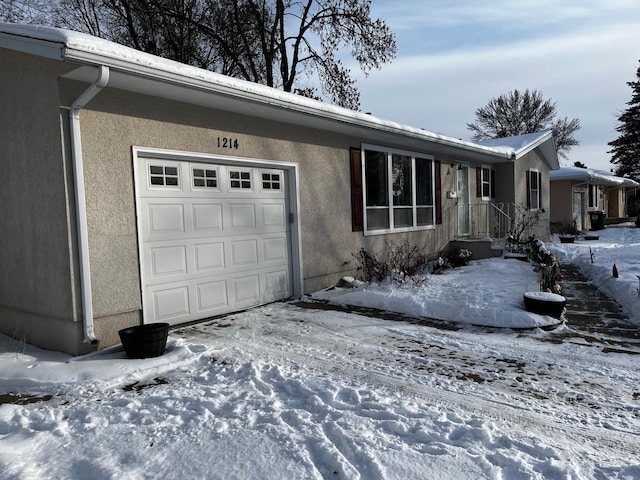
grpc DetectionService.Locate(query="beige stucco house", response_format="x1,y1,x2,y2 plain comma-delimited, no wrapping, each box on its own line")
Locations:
0,24,559,355
550,167,639,231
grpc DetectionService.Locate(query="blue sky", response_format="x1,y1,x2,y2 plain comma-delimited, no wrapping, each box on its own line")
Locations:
351,0,640,172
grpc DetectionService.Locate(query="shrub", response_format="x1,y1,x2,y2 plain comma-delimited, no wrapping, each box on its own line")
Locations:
430,248,473,274
550,221,578,236
353,240,427,283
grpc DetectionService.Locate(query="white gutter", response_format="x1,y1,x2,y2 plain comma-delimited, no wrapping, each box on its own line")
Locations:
0,24,517,162
69,65,109,345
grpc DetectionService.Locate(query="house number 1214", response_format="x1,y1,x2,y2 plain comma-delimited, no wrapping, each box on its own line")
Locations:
217,137,239,149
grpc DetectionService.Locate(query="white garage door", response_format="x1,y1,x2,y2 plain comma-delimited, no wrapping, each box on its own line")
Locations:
136,157,293,325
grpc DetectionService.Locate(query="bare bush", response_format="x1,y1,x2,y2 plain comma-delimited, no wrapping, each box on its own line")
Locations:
353,240,427,283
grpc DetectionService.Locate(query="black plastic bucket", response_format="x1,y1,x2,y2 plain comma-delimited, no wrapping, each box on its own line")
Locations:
523,293,566,319
118,323,170,359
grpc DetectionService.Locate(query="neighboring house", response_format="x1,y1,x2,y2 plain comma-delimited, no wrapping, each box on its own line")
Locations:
0,24,559,355
550,167,639,231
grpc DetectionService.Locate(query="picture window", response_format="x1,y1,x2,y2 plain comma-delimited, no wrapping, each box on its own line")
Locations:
363,147,434,233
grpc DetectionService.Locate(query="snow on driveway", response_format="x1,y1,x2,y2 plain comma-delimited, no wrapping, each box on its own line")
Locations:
1,224,640,479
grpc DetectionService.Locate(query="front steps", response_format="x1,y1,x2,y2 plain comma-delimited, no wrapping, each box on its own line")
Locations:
448,238,504,260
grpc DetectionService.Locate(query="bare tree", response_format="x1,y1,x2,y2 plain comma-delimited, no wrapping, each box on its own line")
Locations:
467,89,580,159
49,0,396,110
0,0,52,23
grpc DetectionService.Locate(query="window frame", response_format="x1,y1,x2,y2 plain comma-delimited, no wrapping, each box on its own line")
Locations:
191,165,219,190
528,168,540,211
147,162,181,189
481,165,492,201
588,184,599,210
361,144,436,235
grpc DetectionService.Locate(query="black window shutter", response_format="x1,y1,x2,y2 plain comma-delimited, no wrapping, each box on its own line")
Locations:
476,167,482,197
538,171,542,209
350,148,364,232
435,160,442,224
490,169,496,199
526,170,531,209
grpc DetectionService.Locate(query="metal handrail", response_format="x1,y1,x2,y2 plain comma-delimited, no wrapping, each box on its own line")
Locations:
462,202,514,239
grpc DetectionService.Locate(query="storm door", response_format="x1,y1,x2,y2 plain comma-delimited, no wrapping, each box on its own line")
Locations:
456,164,471,236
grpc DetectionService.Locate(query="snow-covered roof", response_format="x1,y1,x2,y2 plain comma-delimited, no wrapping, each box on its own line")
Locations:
0,23,557,167
550,166,639,187
477,131,559,170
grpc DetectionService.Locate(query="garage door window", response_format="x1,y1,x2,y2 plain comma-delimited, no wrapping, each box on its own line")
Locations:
262,173,281,190
230,170,252,189
149,165,179,187
192,167,218,188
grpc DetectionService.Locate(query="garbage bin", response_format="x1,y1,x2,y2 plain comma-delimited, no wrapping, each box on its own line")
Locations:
589,211,606,231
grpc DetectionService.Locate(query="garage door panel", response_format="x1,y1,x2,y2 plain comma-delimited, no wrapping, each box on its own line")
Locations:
150,245,188,278
192,203,223,232
229,203,257,229
152,285,190,321
263,236,287,262
196,280,228,311
262,203,286,227
232,275,261,303
148,203,185,234
264,269,290,299
230,239,259,267
138,159,293,325
194,242,226,271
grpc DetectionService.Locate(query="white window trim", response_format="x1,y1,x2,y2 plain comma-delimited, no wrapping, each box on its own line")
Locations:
529,168,540,211
588,184,599,211
361,144,436,235
481,164,491,201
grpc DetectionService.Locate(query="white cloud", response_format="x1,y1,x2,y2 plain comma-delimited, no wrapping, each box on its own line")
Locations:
355,4,640,171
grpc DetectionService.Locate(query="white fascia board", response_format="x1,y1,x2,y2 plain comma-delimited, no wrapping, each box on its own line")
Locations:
0,31,64,60
64,48,514,162
513,133,558,170
1,23,513,161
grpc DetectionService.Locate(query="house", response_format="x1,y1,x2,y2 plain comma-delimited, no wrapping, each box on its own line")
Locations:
0,24,559,355
549,166,639,231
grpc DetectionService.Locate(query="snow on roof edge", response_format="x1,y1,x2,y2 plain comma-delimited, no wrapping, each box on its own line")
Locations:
550,166,639,186
0,22,524,160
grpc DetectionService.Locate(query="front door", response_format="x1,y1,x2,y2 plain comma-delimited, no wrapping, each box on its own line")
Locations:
456,164,471,236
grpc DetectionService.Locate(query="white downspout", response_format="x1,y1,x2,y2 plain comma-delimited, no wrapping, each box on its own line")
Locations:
69,65,109,346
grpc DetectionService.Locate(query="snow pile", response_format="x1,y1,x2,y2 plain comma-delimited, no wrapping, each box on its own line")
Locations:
549,223,640,321
314,254,560,328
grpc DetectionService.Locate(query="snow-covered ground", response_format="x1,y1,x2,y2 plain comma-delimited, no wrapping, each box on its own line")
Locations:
1,224,639,479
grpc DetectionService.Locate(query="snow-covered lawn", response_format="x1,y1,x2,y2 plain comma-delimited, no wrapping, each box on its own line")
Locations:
1,224,639,479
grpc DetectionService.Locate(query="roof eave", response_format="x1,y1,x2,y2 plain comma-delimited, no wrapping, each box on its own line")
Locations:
514,132,559,170
62,47,514,161
1,25,513,162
